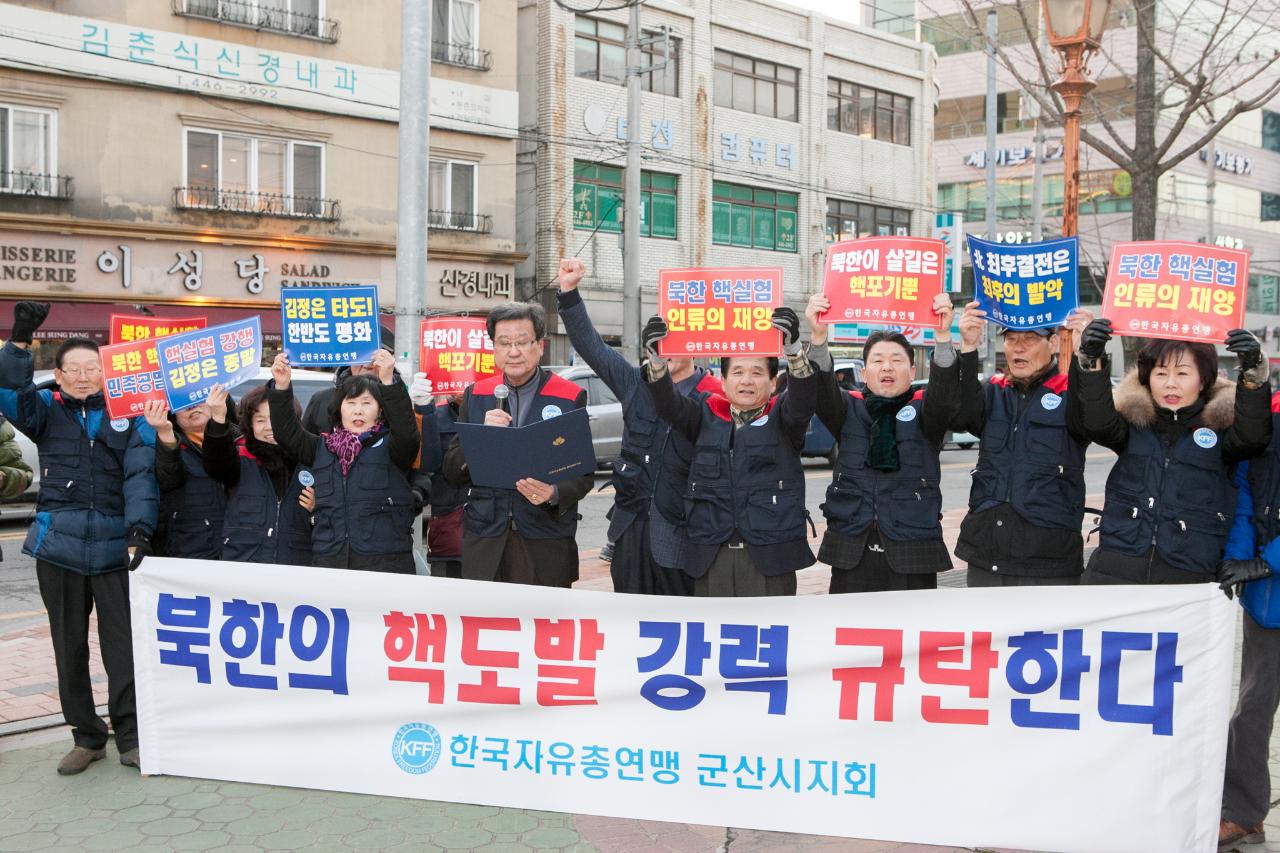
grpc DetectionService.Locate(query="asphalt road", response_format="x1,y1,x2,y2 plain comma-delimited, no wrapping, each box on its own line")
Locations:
0,448,1120,634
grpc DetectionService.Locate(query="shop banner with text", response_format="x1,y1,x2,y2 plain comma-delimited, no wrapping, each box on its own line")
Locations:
133,559,1233,853
819,238,945,329
101,338,166,420
109,315,207,345
656,268,783,357
1103,241,1249,343
420,318,496,396
281,285,381,366
155,318,262,411
966,235,1079,330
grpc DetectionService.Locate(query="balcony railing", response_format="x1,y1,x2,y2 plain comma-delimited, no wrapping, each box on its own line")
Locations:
428,210,493,233
0,171,73,199
174,186,340,220
172,0,340,42
432,41,493,71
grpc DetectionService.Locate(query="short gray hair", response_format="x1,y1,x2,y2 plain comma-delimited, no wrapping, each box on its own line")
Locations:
486,301,547,340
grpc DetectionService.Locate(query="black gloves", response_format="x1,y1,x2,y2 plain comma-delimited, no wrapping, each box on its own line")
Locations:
10,301,50,345
411,486,428,517
1079,318,1113,362
1226,328,1263,371
1218,557,1271,600
772,307,802,356
642,315,668,361
127,529,153,572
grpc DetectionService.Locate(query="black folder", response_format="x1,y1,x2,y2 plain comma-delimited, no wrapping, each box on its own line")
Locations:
453,406,597,488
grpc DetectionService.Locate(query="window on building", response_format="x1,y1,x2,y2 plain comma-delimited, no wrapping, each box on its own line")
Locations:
642,33,680,97
712,181,798,252
871,0,914,34
1249,274,1279,314
1264,192,1280,222
176,0,333,41
0,104,57,196
937,170,1133,222
713,50,799,121
825,199,911,241
575,17,627,85
826,80,911,145
433,0,488,68
182,128,327,217
572,162,678,239
1264,110,1280,154
429,159,478,229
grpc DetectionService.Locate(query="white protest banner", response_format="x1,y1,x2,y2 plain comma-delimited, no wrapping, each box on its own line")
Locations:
132,559,1235,853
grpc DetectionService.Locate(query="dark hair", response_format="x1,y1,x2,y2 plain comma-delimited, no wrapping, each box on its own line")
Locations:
487,302,547,340
1137,339,1218,396
55,337,98,369
862,331,915,365
326,374,383,429
719,356,780,378
239,384,298,438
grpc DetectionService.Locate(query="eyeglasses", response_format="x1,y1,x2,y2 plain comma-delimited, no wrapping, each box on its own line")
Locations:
494,338,540,352
58,366,102,378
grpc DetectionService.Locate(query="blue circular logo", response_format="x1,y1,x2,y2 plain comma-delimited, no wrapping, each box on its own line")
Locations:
110,418,130,432
896,406,917,422
1041,393,1062,411
750,414,769,427
392,723,441,775
542,404,563,420
1194,427,1218,449
298,470,315,487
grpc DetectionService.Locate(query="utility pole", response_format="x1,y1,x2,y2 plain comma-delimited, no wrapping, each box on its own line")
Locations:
622,0,643,364
396,0,429,570
983,8,998,377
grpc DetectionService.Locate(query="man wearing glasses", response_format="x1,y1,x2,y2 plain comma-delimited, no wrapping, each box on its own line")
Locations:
443,302,594,587
0,303,158,775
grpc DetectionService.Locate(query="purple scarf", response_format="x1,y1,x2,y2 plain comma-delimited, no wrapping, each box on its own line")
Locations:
322,422,387,475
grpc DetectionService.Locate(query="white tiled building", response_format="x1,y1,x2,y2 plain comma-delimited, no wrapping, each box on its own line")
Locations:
517,0,937,356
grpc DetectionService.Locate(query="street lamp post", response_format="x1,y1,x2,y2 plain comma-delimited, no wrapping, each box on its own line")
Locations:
1042,0,1110,370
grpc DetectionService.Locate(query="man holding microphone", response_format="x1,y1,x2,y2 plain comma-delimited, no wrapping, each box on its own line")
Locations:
443,303,594,587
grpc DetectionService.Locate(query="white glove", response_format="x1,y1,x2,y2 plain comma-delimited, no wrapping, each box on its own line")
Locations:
409,372,434,406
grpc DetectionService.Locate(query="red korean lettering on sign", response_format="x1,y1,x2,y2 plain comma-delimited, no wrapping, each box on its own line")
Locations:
818,237,946,330
100,337,166,419
657,267,783,357
1103,240,1249,344
420,317,496,396
109,314,208,345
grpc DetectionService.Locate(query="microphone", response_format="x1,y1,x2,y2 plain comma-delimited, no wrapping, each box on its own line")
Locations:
493,383,509,414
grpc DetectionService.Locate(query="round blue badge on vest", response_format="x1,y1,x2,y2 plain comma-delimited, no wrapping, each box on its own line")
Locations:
896,406,917,422
751,414,769,427
110,418,129,432
1194,427,1218,449
1041,393,1062,411
372,437,385,448
542,404,562,420
298,470,315,487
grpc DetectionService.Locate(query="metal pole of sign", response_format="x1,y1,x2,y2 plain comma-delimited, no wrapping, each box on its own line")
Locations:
982,8,998,379
397,0,430,574
621,0,644,364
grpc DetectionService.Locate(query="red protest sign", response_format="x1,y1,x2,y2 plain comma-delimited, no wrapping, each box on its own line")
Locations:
1103,241,1248,343
110,314,207,345
420,317,496,396
818,237,945,329
656,268,783,357
101,338,166,420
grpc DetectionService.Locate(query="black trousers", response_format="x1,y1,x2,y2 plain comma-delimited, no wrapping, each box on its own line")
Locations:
966,565,1080,588
610,514,694,596
36,560,138,752
1222,613,1280,828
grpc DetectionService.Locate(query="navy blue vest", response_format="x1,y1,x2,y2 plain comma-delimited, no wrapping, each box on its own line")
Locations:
1101,422,1236,575
36,391,133,520
461,371,586,541
969,374,1086,530
612,370,721,527
160,443,226,559
310,434,414,557
1248,396,1280,544
221,441,312,566
823,391,943,542
684,395,808,548
430,401,465,515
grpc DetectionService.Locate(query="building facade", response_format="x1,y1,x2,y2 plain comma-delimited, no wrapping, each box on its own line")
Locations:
916,0,1280,360
516,0,937,358
0,0,521,368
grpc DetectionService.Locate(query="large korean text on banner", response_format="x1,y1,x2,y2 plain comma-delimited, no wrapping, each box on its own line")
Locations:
1104,241,1248,343
818,238,945,329
657,268,783,357
420,318,496,396
966,235,1079,330
281,285,381,366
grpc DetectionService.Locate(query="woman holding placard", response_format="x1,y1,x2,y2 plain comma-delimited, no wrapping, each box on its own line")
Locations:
144,396,230,560
1068,318,1271,584
267,350,421,574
